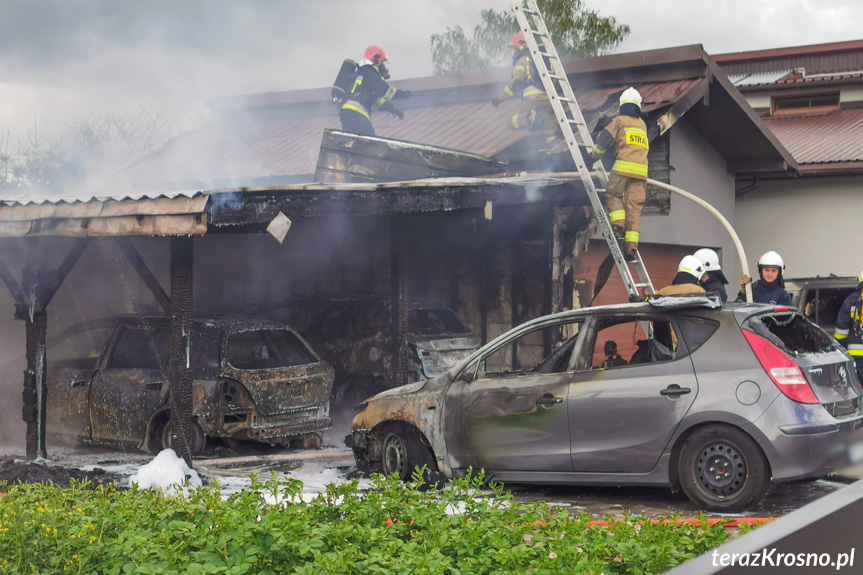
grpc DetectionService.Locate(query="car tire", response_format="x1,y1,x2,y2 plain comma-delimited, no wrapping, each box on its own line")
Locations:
160,418,206,456
380,428,437,486
678,424,770,512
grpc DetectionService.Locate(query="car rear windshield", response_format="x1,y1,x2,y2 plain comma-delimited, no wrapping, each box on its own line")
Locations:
746,311,840,355
227,329,316,370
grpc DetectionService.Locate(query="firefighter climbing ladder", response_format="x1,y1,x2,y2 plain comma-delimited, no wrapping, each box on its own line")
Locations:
511,0,654,300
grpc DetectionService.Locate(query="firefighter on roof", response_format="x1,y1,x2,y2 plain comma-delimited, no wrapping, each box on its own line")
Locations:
491,33,562,150
834,269,863,382
590,87,649,262
339,46,412,136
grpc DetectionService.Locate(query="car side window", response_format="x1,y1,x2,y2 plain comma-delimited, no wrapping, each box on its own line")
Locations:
48,327,114,370
580,316,681,371
226,329,316,370
107,327,170,370
473,321,583,380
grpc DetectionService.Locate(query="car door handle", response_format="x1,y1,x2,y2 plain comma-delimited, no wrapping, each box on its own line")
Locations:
535,394,563,406
146,381,162,391
660,384,691,397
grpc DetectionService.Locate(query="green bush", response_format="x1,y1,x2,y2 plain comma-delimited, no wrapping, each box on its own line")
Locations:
0,469,729,574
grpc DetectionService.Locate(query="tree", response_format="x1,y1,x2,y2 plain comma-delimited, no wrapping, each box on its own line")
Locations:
0,104,181,191
430,0,630,75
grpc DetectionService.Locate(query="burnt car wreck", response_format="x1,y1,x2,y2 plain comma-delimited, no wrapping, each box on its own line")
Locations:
39,316,334,454
349,295,863,511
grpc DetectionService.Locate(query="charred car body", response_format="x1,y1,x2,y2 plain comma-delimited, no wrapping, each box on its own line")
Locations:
38,316,334,454
786,276,859,334
247,297,480,407
349,295,863,511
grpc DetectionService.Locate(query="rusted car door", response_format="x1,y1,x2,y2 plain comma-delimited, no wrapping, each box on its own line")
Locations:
444,320,585,472
567,314,699,473
89,325,170,444
45,325,114,440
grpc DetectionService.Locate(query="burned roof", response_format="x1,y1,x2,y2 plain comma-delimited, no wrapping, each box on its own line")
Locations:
124,44,794,190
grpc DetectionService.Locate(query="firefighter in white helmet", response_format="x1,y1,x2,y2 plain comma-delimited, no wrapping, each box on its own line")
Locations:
656,255,707,296
834,269,863,382
737,250,792,305
693,248,729,302
589,87,649,262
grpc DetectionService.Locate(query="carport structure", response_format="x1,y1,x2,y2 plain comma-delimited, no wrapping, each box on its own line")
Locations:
0,175,604,465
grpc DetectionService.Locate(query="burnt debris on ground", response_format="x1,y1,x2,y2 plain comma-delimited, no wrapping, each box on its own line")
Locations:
0,459,124,487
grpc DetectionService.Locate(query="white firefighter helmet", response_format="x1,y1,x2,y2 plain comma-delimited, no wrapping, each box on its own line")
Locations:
678,255,704,280
619,87,642,109
757,250,785,271
693,248,721,272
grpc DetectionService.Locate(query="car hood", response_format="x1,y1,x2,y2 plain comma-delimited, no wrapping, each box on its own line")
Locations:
369,379,429,400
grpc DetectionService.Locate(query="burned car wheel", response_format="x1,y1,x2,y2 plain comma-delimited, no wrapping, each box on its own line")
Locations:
678,424,770,512
160,418,206,456
381,428,435,484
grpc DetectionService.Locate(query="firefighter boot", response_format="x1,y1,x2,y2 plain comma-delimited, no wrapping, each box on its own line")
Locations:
624,242,638,263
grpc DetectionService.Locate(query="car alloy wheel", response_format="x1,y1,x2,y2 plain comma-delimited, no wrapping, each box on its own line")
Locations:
161,418,206,456
678,424,770,512
382,432,410,480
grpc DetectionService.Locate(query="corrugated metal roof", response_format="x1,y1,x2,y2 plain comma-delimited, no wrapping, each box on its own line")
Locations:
124,79,699,188
763,107,863,164
728,70,793,86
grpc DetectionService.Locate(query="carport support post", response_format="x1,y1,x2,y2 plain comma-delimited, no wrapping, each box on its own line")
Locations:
21,309,48,460
168,236,194,466
390,217,409,386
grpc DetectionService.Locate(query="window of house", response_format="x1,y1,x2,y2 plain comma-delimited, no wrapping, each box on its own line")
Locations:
771,93,839,116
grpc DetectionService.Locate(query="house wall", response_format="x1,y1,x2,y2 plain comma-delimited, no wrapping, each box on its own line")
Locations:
641,118,742,286
735,175,863,277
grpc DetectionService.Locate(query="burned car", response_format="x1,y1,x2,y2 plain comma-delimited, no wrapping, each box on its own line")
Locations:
349,295,863,511
39,316,334,454
786,276,859,334
247,297,480,408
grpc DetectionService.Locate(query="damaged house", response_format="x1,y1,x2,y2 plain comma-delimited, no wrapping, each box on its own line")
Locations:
0,44,795,460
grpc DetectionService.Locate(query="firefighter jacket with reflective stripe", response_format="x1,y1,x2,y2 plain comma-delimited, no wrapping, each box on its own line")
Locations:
341,64,400,119
834,289,863,358
592,115,649,180
497,53,544,102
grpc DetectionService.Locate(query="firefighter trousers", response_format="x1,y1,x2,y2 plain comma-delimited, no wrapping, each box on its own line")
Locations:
510,95,562,147
340,108,376,136
605,172,646,246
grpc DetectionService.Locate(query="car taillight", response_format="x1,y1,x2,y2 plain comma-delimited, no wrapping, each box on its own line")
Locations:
742,329,819,404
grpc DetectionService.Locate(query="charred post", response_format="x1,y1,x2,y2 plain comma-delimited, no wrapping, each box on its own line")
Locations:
390,217,409,386
169,237,195,466
21,308,48,459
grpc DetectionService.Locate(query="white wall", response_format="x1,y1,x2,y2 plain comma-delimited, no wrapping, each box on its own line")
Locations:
641,119,741,285
736,175,863,278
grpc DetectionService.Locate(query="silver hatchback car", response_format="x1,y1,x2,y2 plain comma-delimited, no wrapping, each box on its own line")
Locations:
349,295,863,511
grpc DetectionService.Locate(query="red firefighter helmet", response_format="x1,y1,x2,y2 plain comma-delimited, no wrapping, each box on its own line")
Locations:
364,45,389,67
510,32,527,48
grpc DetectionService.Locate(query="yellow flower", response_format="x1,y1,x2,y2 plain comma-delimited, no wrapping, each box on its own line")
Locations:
73,555,78,559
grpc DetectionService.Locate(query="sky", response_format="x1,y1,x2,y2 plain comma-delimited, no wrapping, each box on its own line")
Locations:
1,0,861,145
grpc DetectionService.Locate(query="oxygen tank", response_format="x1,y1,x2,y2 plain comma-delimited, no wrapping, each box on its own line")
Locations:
331,59,358,105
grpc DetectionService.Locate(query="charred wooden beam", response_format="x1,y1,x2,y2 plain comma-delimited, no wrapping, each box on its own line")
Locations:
41,239,88,310
115,238,171,312
22,309,47,459
168,237,195,466
390,218,409,386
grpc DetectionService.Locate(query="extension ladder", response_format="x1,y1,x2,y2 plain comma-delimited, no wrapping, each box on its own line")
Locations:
511,0,654,300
